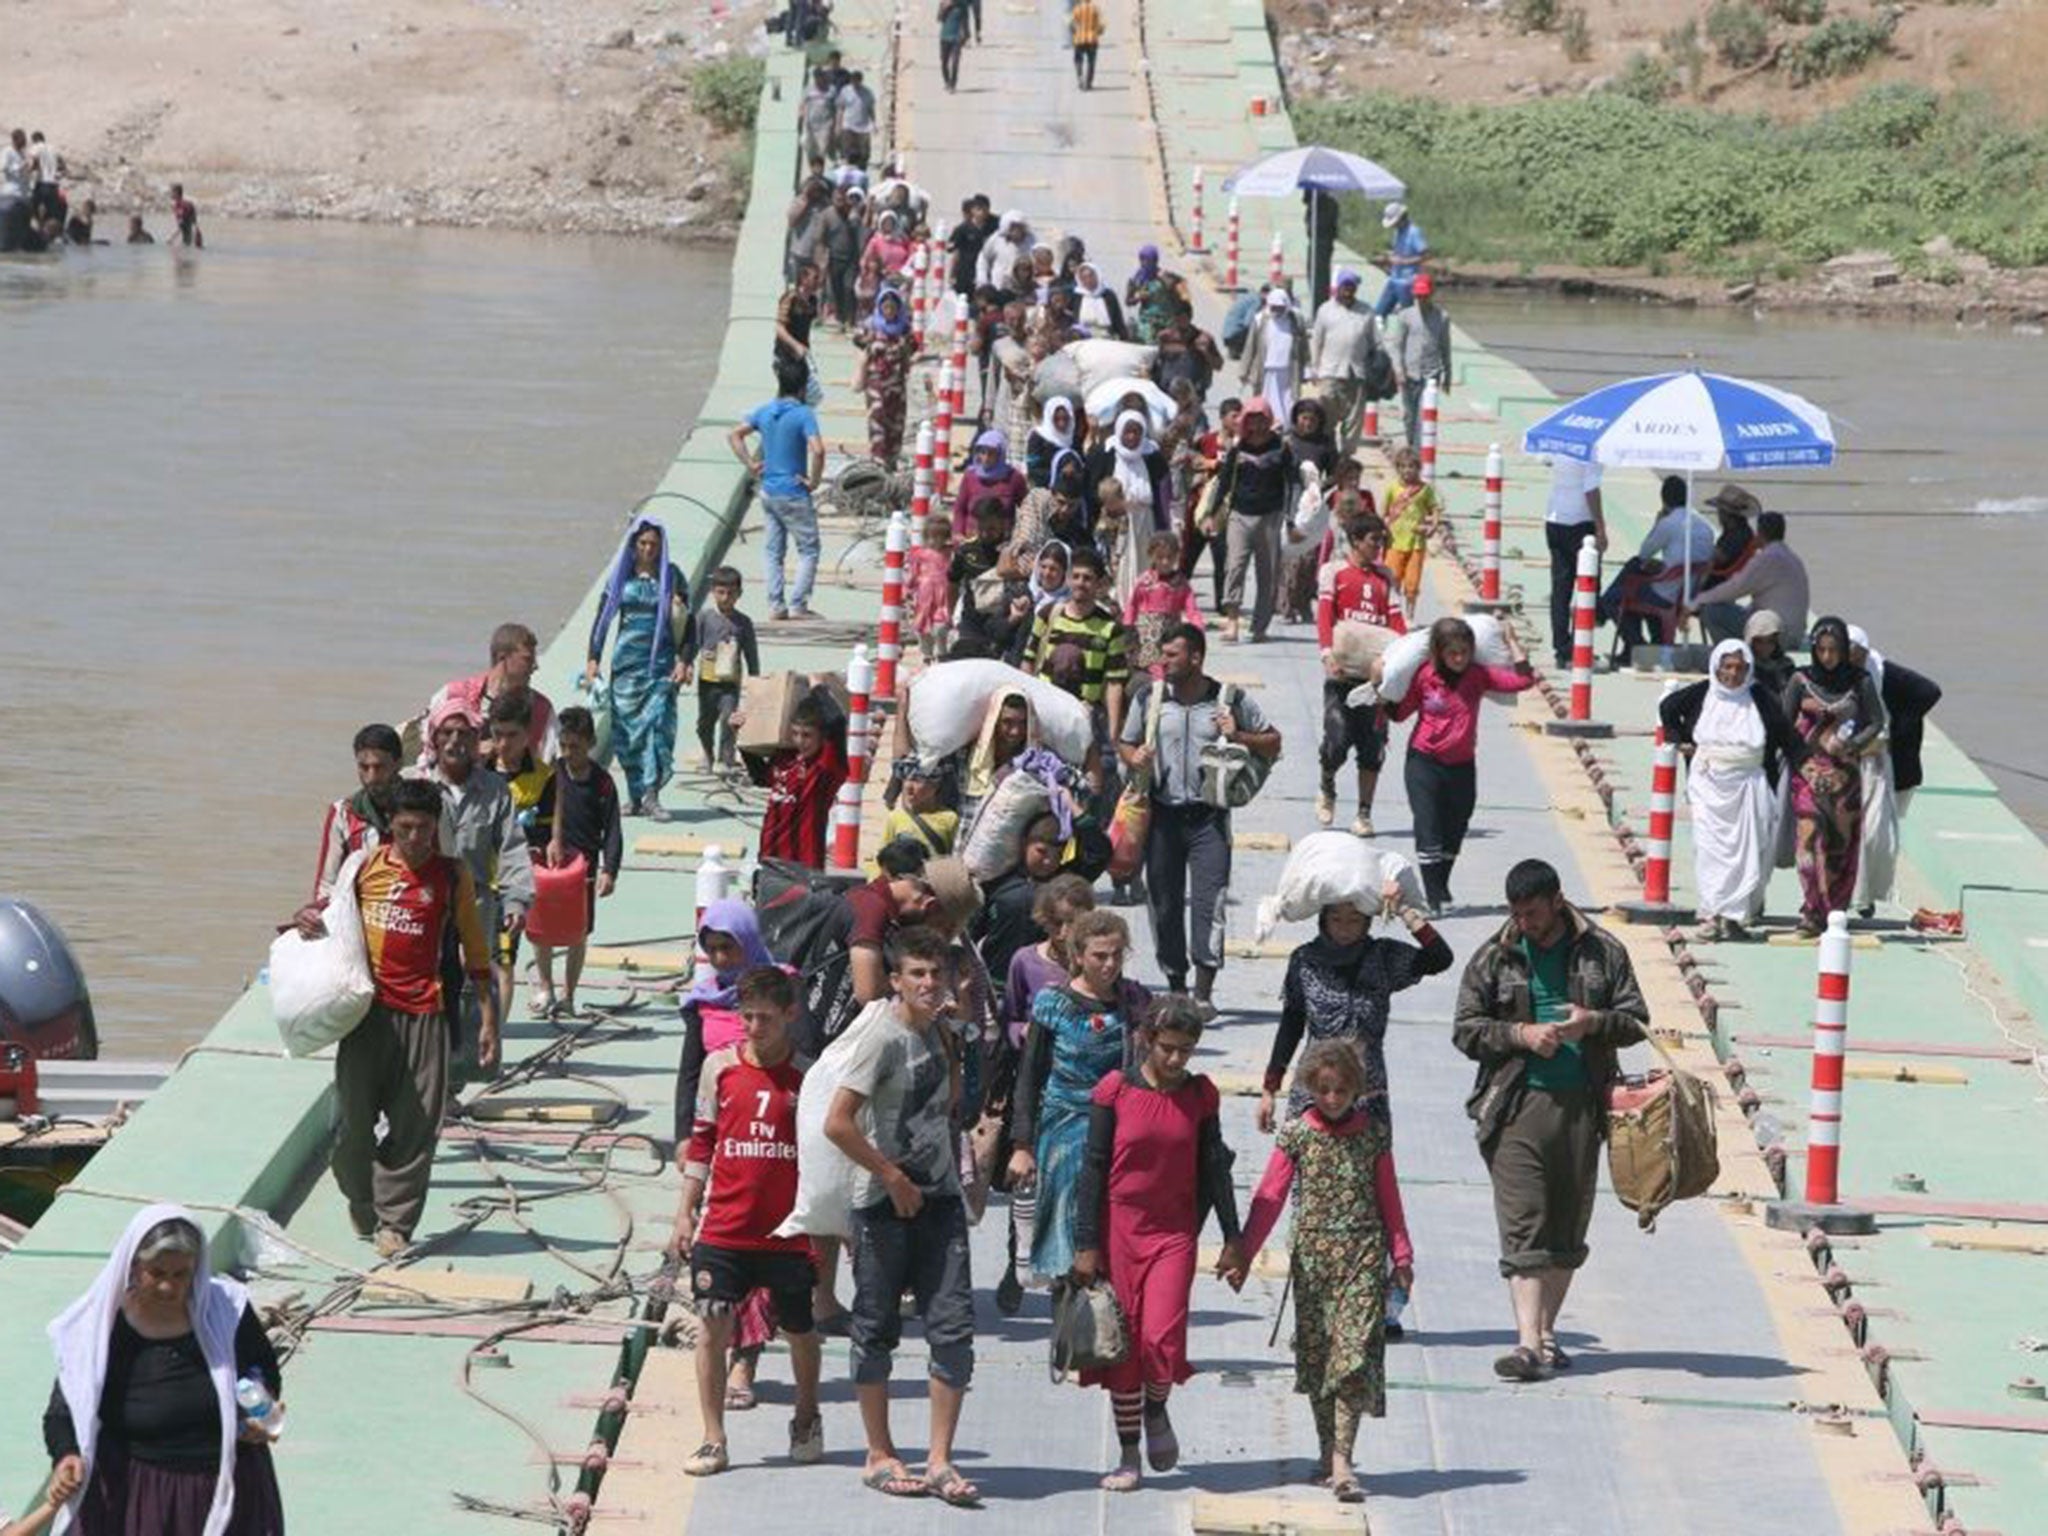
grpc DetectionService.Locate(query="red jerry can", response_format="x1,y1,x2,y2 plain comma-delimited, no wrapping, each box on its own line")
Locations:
525,853,592,947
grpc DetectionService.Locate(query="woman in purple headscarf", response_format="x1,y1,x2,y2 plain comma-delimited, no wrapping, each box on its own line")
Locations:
586,516,692,819
950,426,1030,537
1125,243,1189,344
854,285,917,465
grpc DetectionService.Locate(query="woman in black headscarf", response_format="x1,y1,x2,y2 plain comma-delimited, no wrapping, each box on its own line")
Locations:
1782,616,1884,937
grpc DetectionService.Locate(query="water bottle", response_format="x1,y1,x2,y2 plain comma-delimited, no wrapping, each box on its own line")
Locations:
1387,1279,1410,1331
236,1376,284,1438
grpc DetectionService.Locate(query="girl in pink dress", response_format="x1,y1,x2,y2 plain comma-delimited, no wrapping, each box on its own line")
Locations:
1072,997,1243,1491
1122,532,1203,678
907,512,956,662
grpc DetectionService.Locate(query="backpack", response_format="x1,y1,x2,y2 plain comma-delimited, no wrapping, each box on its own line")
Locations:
1605,1034,1720,1231
1197,684,1276,809
752,859,865,1047
1363,342,1397,401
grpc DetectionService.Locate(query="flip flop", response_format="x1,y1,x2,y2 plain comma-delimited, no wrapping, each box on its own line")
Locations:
922,1465,982,1507
862,1461,927,1498
724,1383,758,1411
1333,1477,1365,1504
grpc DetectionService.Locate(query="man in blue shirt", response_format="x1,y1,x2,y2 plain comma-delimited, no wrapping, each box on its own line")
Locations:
1375,201,1428,319
729,359,826,619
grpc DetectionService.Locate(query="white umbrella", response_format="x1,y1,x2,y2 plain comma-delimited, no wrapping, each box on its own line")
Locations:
1223,146,1407,200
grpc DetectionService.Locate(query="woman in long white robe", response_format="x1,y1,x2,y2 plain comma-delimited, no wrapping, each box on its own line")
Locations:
1684,640,1783,940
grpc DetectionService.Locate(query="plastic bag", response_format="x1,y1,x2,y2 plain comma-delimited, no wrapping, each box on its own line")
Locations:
1253,832,1424,942
571,673,614,767
962,771,1054,881
269,849,376,1058
1377,613,1516,704
906,657,1094,766
776,1000,899,1241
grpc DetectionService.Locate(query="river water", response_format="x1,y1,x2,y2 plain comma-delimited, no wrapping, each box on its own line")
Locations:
1455,294,2048,838
0,221,728,1057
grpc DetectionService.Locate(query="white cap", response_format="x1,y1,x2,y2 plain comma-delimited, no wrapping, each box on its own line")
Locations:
1381,201,1408,228
1001,208,1027,231
1264,287,1289,308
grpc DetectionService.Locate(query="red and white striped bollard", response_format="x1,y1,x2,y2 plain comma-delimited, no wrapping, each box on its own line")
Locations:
911,420,933,519
949,295,969,415
933,363,955,501
909,246,929,351
1189,165,1207,252
1481,443,1503,602
830,645,874,871
876,510,909,705
1765,912,1875,1232
1643,739,1678,905
1225,199,1241,290
1363,397,1378,440
1544,534,1613,738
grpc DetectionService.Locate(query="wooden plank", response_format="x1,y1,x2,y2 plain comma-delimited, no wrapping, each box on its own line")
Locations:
588,1349,703,1532
583,946,691,972
1732,1033,2032,1063
634,833,748,858
1234,831,1291,852
1224,938,1295,960
360,1264,535,1305
1925,1226,2048,1256
1840,1060,1969,1086
1189,1490,1368,1533
465,1095,625,1126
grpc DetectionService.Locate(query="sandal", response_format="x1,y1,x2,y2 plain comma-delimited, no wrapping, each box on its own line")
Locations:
1540,1338,1573,1371
861,1461,927,1498
724,1383,757,1411
1493,1345,1547,1383
1100,1464,1142,1493
683,1440,729,1477
922,1465,982,1507
1332,1477,1365,1504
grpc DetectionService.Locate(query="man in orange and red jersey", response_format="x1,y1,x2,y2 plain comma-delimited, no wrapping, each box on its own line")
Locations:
311,777,496,1257
1315,513,1406,837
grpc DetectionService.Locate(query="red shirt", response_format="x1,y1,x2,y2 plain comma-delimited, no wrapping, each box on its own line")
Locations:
684,1046,808,1252
1316,558,1407,650
760,739,848,868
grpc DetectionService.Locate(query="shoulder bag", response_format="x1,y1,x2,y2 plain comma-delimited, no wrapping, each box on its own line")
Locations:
1199,684,1276,809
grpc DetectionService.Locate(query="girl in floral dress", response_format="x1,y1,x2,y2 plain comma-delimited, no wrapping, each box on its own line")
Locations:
1122,532,1203,679
907,513,956,663
1232,1040,1414,1506
854,286,917,464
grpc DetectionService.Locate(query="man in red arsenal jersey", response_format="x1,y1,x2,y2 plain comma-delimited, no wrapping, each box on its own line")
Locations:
671,966,823,1476
757,697,848,869
1315,514,1406,837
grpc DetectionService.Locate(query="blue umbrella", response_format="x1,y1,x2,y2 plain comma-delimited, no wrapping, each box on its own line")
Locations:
1222,146,1407,200
1522,370,1836,471
1523,369,1836,619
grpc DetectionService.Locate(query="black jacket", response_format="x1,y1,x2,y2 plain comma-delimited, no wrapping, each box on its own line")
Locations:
1658,679,1802,789
1452,907,1649,1151
1879,661,1942,793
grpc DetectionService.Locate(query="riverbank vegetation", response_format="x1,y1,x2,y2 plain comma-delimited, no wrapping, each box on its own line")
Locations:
1296,85,2048,278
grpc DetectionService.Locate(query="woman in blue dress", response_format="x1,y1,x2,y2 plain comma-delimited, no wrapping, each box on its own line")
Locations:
1008,909,1150,1283
585,516,692,818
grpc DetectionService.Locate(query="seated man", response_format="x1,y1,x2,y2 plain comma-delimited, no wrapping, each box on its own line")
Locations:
1600,476,1714,656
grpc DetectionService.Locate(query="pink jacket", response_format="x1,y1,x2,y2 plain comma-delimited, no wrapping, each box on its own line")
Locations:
1390,660,1533,766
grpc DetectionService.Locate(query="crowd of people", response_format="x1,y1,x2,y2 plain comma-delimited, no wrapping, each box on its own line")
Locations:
1,127,202,252
11,24,1954,1533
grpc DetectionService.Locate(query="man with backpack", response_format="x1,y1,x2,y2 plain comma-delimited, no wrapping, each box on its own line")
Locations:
1452,859,1648,1384
1116,623,1280,1018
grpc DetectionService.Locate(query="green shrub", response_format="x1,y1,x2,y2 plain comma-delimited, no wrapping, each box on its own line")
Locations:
1765,0,1827,20
1561,7,1593,61
1785,11,1897,85
1509,0,1562,32
1610,50,1678,103
689,57,767,135
1705,0,1772,66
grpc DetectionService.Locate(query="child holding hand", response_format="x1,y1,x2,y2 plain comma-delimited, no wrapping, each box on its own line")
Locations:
4,1458,83,1536
908,513,956,664
1227,1040,1413,1506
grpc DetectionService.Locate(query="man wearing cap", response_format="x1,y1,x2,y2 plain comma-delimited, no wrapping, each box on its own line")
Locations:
410,696,532,1075
1686,506,1810,643
1237,285,1305,420
1386,274,1452,451
976,208,1030,291
1309,268,1386,453
1375,202,1428,318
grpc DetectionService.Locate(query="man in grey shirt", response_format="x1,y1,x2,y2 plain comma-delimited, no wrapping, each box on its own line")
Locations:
1118,623,1282,1017
1307,268,1384,453
1386,273,1452,450
1686,509,1811,644
824,927,979,1504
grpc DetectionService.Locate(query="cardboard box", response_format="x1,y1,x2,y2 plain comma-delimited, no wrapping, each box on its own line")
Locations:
735,671,812,755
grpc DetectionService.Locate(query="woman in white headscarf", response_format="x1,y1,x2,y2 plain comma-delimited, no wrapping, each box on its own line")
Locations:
1024,396,1077,489
43,1204,285,1536
1659,639,1801,942
1089,410,1170,607
1068,262,1128,341
1845,624,1899,913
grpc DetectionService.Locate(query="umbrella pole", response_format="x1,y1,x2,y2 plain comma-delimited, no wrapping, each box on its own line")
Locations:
1682,468,1695,649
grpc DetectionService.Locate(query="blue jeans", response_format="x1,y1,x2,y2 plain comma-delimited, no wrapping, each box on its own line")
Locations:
1374,279,1415,319
760,491,820,613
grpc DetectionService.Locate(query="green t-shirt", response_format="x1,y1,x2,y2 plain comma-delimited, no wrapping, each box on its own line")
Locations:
1520,934,1588,1090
